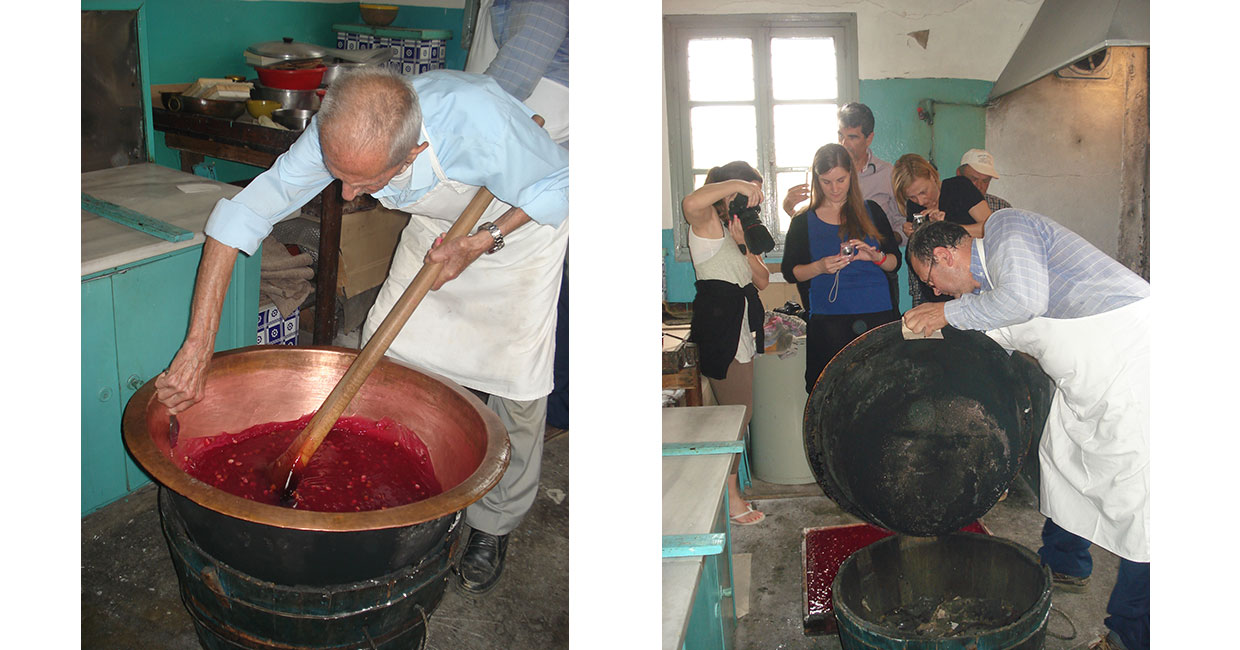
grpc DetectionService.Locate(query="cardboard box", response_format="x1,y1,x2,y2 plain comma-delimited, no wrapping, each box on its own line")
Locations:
258,303,299,345
337,206,410,299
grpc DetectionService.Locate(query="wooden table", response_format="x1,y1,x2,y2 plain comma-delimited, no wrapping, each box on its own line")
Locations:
662,405,746,650
662,325,702,406
152,108,342,344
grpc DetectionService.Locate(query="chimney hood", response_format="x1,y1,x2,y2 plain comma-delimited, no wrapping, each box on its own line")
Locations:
989,0,1149,100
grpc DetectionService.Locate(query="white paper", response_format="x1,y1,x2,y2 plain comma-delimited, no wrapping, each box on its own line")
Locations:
177,183,219,194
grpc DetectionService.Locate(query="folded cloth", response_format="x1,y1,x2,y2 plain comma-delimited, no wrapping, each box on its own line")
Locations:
260,235,314,318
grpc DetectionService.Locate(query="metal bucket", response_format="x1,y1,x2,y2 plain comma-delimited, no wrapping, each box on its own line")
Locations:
804,322,1046,536
123,346,509,644
833,533,1052,649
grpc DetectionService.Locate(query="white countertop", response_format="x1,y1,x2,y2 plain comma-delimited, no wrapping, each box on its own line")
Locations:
81,163,243,277
661,405,746,650
662,558,705,650
661,405,746,447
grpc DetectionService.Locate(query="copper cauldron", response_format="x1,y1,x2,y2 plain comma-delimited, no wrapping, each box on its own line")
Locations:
123,345,509,585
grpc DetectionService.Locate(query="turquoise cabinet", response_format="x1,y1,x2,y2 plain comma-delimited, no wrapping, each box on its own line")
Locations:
81,244,259,516
681,496,736,650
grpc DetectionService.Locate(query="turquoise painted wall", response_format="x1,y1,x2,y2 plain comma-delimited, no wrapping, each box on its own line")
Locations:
83,0,467,182
664,77,994,309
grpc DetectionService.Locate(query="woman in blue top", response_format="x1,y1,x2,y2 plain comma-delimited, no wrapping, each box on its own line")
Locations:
781,144,901,394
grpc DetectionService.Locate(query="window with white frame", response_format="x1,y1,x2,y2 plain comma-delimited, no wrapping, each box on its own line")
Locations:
664,13,859,261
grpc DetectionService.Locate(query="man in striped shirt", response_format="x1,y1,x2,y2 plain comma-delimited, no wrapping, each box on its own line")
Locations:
903,211,1149,650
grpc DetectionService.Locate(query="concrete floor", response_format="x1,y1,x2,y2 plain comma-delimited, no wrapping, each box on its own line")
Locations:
80,429,569,650
731,476,1117,649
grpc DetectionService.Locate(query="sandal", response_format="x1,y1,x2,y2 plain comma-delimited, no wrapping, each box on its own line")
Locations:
730,504,766,526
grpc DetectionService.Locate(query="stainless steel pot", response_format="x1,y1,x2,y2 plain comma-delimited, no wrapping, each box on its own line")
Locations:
272,108,316,131
250,81,322,111
245,37,328,68
322,60,372,86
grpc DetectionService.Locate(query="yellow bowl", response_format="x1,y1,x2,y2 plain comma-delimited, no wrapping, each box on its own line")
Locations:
359,3,398,27
246,99,281,119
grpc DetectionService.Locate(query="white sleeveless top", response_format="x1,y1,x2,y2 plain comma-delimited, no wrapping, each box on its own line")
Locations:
687,226,756,364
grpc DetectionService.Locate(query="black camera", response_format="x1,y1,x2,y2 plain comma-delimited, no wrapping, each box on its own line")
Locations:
728,194,775,255
912,212,929,227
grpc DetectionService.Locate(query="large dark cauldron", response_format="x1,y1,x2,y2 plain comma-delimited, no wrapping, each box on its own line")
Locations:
804,322,1049,536
123,346,510,649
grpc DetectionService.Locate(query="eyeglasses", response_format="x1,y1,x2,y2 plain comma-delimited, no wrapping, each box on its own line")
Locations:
924,256,941,289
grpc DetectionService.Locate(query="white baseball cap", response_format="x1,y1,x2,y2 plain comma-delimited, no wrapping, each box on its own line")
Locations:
960,149,999,178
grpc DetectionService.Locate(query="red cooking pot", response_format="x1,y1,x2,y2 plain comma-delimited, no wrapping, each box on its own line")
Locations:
256,64,327,90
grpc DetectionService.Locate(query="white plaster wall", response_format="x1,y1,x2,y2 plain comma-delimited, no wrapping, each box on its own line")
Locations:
663,0,1043,81
985,47,1145,259
660,0,1043,229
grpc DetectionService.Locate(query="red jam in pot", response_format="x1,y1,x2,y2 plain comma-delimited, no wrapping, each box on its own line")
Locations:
178,414,442,512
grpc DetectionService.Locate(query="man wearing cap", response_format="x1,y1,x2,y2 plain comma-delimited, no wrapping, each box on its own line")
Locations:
957,148,1011,212
903,214,1150,650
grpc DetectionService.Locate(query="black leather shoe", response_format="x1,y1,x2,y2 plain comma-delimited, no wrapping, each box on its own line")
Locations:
456,529,508,594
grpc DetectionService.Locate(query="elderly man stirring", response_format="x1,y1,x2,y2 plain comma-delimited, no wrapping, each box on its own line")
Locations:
154,68,569,595
903,214,1149,650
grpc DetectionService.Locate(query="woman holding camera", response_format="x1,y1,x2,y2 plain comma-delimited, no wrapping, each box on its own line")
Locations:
891,153,992,306
682,160,770,525
782,144,901,394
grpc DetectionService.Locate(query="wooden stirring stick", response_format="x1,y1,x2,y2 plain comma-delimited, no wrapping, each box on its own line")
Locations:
269,114,546,501
269,185,495,498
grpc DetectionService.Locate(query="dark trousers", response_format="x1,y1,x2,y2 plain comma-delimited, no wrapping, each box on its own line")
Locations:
546,256,568,429
1039,519,1149,650
803,310,898,394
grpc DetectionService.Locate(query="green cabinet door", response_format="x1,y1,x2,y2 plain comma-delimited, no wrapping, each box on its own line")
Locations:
82,244,260,515
82,276,125,514
111,248,201,493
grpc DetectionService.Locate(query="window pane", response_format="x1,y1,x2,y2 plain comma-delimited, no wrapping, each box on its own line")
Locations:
771,37,837,100
774,170,811,235
687,38,754,101
690,105,757,170
772,103,837,170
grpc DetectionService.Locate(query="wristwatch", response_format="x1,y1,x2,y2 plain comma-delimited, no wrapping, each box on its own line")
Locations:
477,221,504,254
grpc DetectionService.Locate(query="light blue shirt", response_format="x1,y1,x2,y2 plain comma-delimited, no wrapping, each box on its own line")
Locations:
945,209,1149,331
204,70,569,255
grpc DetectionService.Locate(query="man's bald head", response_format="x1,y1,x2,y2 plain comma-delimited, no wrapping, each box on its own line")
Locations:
317,67,423,170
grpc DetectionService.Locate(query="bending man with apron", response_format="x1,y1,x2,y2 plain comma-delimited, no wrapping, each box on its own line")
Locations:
903,212,1149,650
155,68,569,596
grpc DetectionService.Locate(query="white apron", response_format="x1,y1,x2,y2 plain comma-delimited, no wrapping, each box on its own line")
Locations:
363,124,569,400
464,0,569,144
977,240,1150,562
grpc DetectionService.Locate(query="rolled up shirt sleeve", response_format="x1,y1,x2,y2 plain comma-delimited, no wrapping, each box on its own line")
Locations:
204,121,334,255
484,113,568,226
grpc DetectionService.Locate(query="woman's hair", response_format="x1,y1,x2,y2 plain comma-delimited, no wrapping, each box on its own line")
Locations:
807,143,881,243
891,153,940,218
703,161,763,219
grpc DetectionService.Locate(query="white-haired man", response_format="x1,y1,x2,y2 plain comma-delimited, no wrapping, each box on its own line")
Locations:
155,67,569,595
